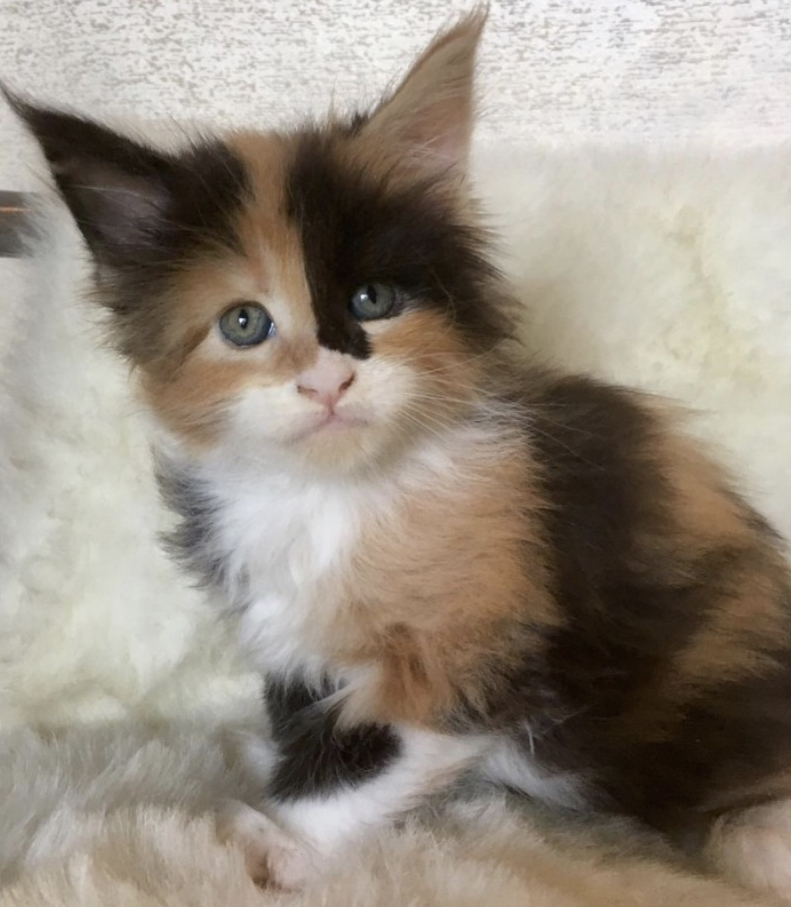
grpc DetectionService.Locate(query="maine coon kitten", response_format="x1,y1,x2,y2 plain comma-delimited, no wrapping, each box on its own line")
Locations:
8,11,789,900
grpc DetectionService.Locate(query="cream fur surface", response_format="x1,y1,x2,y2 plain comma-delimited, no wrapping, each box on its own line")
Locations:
1,144,788,903
1,804,769,907
0,728,770,907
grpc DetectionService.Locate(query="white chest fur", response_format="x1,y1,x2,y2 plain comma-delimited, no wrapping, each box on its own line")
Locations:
205,465,365,678
186,419,515,682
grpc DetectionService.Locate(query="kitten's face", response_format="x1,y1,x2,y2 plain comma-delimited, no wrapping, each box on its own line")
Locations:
11,12,507,472
138,130,500,472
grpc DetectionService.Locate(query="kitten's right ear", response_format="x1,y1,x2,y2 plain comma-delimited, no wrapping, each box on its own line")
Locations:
3,87,177,265
363,10,487,181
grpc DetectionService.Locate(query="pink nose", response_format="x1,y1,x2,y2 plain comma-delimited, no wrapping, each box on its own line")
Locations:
297,355,356,410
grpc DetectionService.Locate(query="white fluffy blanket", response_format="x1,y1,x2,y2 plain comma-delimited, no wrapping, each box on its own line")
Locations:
1,144,788,905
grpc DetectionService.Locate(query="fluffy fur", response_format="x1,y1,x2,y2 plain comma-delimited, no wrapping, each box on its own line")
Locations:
0,726,773,907
3,10,788,904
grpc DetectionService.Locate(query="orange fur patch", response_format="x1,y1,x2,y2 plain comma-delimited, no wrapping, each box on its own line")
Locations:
374,307,481,430
661,432,790,689
139,132,329,446
329,436,558,725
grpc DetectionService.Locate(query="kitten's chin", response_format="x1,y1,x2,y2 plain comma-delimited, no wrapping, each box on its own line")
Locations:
282,411,422,475
290,421,390,473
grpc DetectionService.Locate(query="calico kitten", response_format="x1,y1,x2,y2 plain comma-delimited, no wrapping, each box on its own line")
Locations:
7,11,790,900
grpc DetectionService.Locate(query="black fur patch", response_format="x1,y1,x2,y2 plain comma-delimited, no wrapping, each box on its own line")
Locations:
157,463,236,595
9,95,250,364
12,99,249,266
285,129,511,359
529,377,698,724
472,375,791,828
265,675,400,800
454,376,689,721
612,654,791,830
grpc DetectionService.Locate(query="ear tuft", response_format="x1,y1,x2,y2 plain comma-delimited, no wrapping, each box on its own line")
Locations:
365,9,488,178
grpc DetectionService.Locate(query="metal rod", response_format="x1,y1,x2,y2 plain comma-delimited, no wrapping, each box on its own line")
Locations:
0,191,34,257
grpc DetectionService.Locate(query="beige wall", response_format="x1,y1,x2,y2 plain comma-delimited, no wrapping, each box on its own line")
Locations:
1,0,789,191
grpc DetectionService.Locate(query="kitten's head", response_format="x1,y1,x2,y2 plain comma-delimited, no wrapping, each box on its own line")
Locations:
8,11,512,473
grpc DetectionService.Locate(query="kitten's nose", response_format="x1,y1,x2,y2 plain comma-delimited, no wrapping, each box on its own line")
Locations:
296,354,356,410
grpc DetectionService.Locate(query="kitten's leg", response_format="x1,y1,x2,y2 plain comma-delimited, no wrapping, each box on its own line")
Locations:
703,798,791,904
219,674,485,888
216,799,307,889
264,723,483,888
222,709,483,890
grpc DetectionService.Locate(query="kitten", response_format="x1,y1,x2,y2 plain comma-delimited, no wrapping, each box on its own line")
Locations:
7,10,789,900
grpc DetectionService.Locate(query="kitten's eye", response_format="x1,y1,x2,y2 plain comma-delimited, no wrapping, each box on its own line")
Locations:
218,303,275,347
349,283,398,321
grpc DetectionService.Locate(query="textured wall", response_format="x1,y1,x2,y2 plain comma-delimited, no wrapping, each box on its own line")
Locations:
1,0,789,190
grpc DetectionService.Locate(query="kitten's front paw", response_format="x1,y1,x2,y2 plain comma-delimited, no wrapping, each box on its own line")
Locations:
705,798,791,905
216,801,319,890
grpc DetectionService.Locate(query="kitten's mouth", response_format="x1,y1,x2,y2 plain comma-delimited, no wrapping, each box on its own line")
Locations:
295,409,369,441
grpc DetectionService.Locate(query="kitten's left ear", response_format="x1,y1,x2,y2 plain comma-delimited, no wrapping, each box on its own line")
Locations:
2,85,182,266
365,9,487,179
2,84,248,271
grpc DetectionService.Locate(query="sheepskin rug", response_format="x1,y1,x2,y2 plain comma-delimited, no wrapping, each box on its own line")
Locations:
1,142,788,905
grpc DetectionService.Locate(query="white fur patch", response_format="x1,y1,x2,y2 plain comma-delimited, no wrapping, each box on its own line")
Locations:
480,736,588,810
211,463,363,677
183,407,524,688
257,726,485,886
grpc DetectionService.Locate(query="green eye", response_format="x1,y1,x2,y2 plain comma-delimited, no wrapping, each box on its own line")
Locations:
218,303,274,347
349,283,398,321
